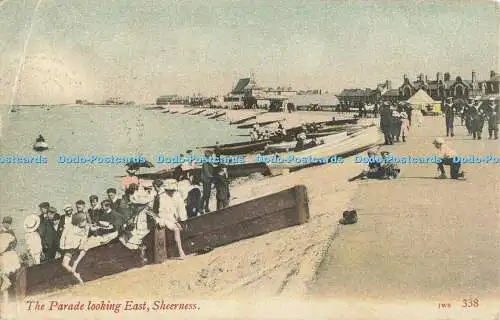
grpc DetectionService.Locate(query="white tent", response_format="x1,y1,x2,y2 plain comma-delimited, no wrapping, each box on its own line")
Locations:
406,89,441,112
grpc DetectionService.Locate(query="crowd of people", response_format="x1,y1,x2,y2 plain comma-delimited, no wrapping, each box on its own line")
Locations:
442,96,498,140
0,161,232,301
379,101,420,145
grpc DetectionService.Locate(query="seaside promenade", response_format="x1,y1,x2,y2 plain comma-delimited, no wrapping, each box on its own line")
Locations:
309,116,500,319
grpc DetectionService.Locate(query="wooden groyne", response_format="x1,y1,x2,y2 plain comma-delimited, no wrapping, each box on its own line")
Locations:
10,185,309,299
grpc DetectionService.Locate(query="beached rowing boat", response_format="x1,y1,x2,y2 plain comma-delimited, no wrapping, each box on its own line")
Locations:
230,115,257,125
145,106,164,110
264,131,349,153
190,110,205,115
136,162,271,180
208,112,226,119
181,109,194,114
216,140,271,155
205,112,216,117
237,119,283,129
264,126,383,170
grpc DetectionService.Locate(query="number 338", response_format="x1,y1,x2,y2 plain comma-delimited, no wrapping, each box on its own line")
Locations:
462,298,479,308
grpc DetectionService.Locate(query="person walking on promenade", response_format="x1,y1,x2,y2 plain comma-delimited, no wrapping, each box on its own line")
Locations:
200,150,214,213
432,138,465,180
380,102,393,145
464,98,474,135
444,97,455,137
391,110,402,142
400,111,410,142
470,99,486,140
486,97,499,139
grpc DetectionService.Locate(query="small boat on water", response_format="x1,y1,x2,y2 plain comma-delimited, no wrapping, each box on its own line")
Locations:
33,141,49,151
237,119,283,129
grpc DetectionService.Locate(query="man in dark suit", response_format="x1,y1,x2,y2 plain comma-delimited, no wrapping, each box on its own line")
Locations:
107,188,121,211
38,207,60,261
214,164,230,211
96,200,126,235
379,102,393,145
444,97,455,137
88,195,102,224
200,150,214,213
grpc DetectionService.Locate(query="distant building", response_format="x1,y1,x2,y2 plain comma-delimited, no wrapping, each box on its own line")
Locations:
336,88,379,106
105,97,125,105
156,95,190,105
398,71,496,101
221,73,297,109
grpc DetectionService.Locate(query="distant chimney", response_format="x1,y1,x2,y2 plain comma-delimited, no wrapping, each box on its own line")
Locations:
386,80,392,89
403,74,408,81
419,73,424,82
444,72,451,81
437,72,442,82
472,71,476,83
425,75,428,82
491,70,496,80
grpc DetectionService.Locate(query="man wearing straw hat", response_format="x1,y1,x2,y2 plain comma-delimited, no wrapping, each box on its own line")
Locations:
152,179,187,259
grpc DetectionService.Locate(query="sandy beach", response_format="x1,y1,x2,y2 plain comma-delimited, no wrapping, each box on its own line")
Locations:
6,110,499,320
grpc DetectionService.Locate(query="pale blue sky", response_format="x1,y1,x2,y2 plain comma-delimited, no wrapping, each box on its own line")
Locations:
0,0,498,104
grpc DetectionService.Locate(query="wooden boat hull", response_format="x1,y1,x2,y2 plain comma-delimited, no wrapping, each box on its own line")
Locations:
137,162,271,180
265,131,348,153
166,185,309,257
11,186,309,298
265,126,383,170
191,110,205,115
208,112,226,119
237,119,282,129
181,109,194,114
230,115,257,125
146,106,164,110
217,140,271,155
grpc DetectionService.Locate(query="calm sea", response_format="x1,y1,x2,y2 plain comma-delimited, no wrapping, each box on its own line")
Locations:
0,105,245,250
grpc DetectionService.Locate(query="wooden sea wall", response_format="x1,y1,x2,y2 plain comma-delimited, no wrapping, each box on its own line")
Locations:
165,185,309,257
11,185,309,298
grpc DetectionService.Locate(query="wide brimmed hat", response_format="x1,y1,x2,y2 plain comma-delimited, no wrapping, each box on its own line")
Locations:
433,137,445,145
24,214,40,232
63,204,73,211
392,111,400,117
164,179,178,191
38,202,50,209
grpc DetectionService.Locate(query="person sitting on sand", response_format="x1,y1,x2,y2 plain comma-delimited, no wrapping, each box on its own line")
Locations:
432,138,465,179
348,148,383,181
380,151,400,179
59,213,89,284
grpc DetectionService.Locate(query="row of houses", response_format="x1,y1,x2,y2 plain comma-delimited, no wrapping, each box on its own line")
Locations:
337,70,500,106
